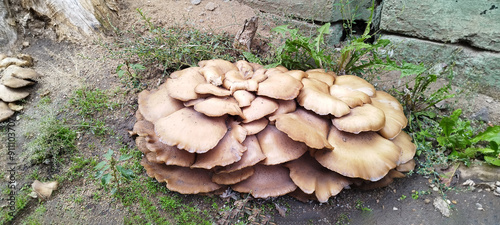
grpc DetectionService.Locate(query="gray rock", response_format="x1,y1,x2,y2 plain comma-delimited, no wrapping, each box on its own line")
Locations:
381,35,500,100
205,2,217,11
433,197,451,217
471,107,490,122
380,0,500,52
191,0,202,5
457,163,500,182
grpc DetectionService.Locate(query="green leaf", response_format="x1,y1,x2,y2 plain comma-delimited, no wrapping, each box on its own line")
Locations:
472,125,500,143
104,149,113,161
116,165,135,180
439,109,462,137
119,154,133,161
101,173,112,185
94,161,107,170
313,23,330,51
242,51,262,64
484,156,500,166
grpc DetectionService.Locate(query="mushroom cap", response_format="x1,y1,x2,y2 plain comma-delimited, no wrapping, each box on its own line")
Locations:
215,135,266,174
0,72,34,88
0,101,14,122
297,78,350,117
154,107,227,153
274,108,333,150
392,131,416,164
315,126,401,181
231,164,297,198
251,68,268,83
195,83,231,96
241,96,278,123
305,69,335,86
4,65,39,80
356,170,406,190
265,66,288,76
200,65,225,86
223,70,258,92
193,96,243,118
329,84,371,108
199,59,238,74
257,72,303,100
0,84,30,102
235,60,255,79
257,125,308,165
331,103,386,134
166,67,206,101
396,159,416,172
233,90,256,107
131,120,155,137
333,75,376,96
268,99,297,121
284,153,351,203
212,166,255,185
190,120,247,169
31,180,58,200
241,118,268,135
135,136,150,154
141,157,221,194
138,86,184,122
371,91,407,139
145,133,196,167
0,57,30,68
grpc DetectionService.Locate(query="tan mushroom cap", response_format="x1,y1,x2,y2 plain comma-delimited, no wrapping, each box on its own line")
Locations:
235,60,255,79
297,78,350,117
0,57,30,68
141,157,221,194
241,118,268,135
199,59,238,74
332,103,386,134
154,107,227,153
131,120,155,137
392,131,416,164
333,75,376,96
265,66,288,76
233,90,256,107
371,90,408,139
195,83,231,97
251,68,268,83
212,166,255,185
166,67,206,101
329,84,371,108
183,98,205,107
145,134,196,167
0,101,14,122
231,164,297,198
4,65,39,80
268,100,297,121
257,72,303,100
215,135,266,174
284,153,351,203
135,136,150,154
241,96,278,123
274,108,333,150
0,72,34,88
257,125,308,165
315,126,401,181
31,180,58,200
223,70,258,93
396,159,416,172
305,69,335,86
190,120,247,169
138,86,184,122
0,84,30,102
200,65,225,86
357,170,406,190
193,96,243,118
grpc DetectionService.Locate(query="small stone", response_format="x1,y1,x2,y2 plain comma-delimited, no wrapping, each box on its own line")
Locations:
205,2,217,11
190,0,201,5
476,203,484,211
462,179,475,186
393,207,398,211
22,41,30,48
199,19,204,23
452,200,457,204
495,181,500,187
433,198,451,217
433,187,439,192
424,199,431,204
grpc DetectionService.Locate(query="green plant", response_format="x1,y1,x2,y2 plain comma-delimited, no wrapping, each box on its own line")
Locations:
116,62,146,89
94,149,135,194
354,200,372,212
411,191,419,200
69,88,117,119
399,194,407,200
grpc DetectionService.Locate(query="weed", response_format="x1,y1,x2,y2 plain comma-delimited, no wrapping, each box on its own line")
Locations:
69,87,117,119
354,199,372,212
399,194,407,201
335,213,350,225
411,191,419,200
20,203,46,225
1,185,32,224
94,149,135,194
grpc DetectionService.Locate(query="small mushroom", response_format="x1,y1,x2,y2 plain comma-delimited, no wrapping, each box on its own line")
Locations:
392,131,416,164
193,96,243,118
268,99,297,121
138,86,184,122
3,65,39,80
165,67,206,101
371,91,408,139
195,83,231,96
0,101,14,122
223,70,258,93
356,170,406,190
235,60,255,79
257,125,308,165
331,104,385,134
297,78,350,117
231,164,297,198
215,135,266,174
396,159,416,172
233,90,256,107
241,96,278,123
305,69,335,86
0,57,30,68
333,75,376,96
135,136,150,154
257,72,303,100
145,134,196,167
0,72,34,88
329,84,371,108
241,118,268,135
200,66,225,86
154,107,227,153
199,59,238,74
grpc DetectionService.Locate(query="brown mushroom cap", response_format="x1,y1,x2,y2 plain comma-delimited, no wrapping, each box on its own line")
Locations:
141,157,221,194
274,108,333,150
329,84,371,108
154,107,227,153
265,66,288,76
199,59,238,74
166,67,206,101
135,136,150,154
315,126,401,181
4,65,39,80
241,118,268,135
145,134,196,167
231,164,297,198
297,78,350,117
233,90,256,107
371,91,408,139
392,131,416,164
223,70,258,93
200,65,225,86
241,96,278,123
212,166,255,185
257,72,303,100
195,83,231,96
235,60,255,79
0,72,34,88
0,101,14,122
193,96,243,118
257,125,308,165
138,86,184,122
333,75,376,96
356,170,406,190
305,69,335,86
131,120,155,137
0,84,30,102
268,100,297,121
0,57,30,68
284,153,351,203
251,68,268,83
331,103,386,134
215,135,266,174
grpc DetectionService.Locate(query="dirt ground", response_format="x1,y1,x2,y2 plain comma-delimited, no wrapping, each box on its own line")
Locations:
1,0,500,224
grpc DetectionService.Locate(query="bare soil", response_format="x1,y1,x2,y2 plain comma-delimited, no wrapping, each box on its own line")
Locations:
1,0,499,224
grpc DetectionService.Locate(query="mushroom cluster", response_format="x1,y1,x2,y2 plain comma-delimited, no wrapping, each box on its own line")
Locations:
0,54,38,122
132,59,416,203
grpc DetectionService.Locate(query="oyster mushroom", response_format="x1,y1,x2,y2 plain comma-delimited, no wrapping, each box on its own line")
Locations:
0,101,14,122
231,164,297,198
